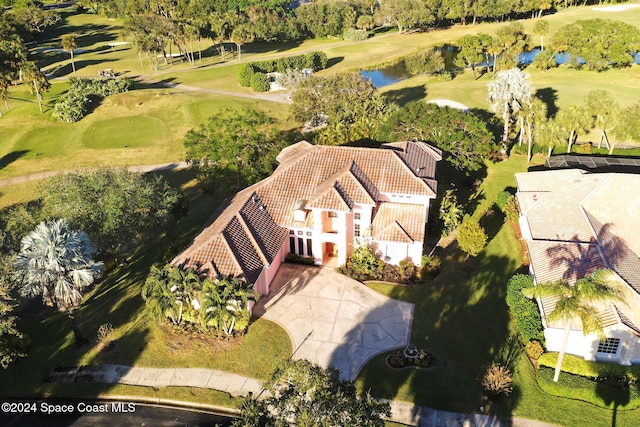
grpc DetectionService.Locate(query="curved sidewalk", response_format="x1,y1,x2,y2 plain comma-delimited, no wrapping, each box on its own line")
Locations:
48,364,558,427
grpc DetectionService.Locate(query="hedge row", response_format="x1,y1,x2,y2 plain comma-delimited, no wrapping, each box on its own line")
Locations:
53,77,131,123
539,352,640,382
505,274,544,343
237,51,328,92
538,366,640,410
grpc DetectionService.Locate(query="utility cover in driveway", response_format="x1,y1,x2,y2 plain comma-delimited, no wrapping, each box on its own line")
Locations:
253,264,414,380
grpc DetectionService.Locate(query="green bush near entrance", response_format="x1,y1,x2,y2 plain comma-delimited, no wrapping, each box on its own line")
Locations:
506,274,544,343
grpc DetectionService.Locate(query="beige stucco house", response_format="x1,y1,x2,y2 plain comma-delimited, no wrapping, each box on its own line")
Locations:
515,169,640,365
172,140,441,296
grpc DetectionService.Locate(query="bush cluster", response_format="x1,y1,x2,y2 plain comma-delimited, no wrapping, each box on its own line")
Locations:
538,366,640,408
237,51,328,91
538,353,640,382
53,77,131,123
505,274,544,343
338,245,440,284
342,28,368,41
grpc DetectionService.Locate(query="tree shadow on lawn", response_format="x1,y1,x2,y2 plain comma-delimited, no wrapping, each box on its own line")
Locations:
0,173,220,401
0,150,29,171
383,85,427,107
355,246,517,418
536,87,559,118
47,59,105,78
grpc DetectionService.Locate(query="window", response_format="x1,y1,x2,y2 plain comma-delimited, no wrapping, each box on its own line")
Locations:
354,223,361,237
289,236,295,254
289,230,294,235
597,338,621,355
328,211,338,218
306,239,313,256
306,231,312,236
297,231,303,235
354,212,361,220
297,238,304,255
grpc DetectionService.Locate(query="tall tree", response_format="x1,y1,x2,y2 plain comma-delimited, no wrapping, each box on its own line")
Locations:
232,359,390,426
487,68,534,154
523,97,547,163
583,90,619,152
614,101,640,149
0,259,23,368
523,269,626,382
379,101,497,173
230,22,254,61
494,22,529,72
0,35,27,114
292,73,390,145
184,108,286,189
41,169,182,259
455,34,491,80
61,33,78,76
14,219,104,346
21,60,50,114
556,105,591,153
377,0,434,34
535,118,565,158
533,19,549,51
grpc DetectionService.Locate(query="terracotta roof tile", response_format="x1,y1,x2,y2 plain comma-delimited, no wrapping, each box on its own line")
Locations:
222,216,264,284
372,203,426,243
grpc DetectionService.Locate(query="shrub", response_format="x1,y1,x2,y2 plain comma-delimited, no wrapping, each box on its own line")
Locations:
52,77,131,123
285,253,315,266
250,72,271,92
525,340,544,360
457,220,487,257
538,352,640,382
96,323,113,343
482,362,513,397
503,195,519,224
237,64,255,87
439,189,463,236
418,255,441,281
305,51,328,71
495,190,512,212
338,244,383,280
342,28,369,41
275,68,308,91
403,49,445,76
506,274,544,343
575,142,593,154
537,366,640,409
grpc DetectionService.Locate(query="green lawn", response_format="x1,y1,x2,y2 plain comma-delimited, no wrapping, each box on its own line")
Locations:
356,154,640,426
0,171,292,402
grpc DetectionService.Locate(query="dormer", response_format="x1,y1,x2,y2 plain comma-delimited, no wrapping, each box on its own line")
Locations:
293,200,308,222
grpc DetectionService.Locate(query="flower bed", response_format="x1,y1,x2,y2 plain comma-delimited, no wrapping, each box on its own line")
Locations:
386,347,435,370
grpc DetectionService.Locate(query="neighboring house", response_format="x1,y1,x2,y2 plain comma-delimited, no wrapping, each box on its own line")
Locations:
515,169,640,365
173,141,441,296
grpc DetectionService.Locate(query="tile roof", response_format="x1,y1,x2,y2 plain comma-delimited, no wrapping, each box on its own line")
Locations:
173,141,440,283
517,169,640,335
372,203,426,243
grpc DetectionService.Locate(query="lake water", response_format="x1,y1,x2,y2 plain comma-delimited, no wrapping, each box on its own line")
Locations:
361,49,640,88
360,62,409,88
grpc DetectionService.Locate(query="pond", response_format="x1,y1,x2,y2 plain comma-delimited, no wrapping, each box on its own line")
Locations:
360,62,409,88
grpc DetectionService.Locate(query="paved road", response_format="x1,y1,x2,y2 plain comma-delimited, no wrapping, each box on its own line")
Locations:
0,400,232,427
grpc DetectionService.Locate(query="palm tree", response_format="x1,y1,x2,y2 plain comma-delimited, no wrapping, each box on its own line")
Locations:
487,68,534,154
523,97,548,162
523,269,626,382
583,90,619,152
556,105,592,153
21,61,50,114
61,33,78,77
230,23,254,61
533,20,549,51
142,265,200,325
535,118,565,158
15,219,104,346
200,276,258,336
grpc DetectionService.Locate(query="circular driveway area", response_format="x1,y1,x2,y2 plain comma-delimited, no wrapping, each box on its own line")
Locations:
254,264,414,380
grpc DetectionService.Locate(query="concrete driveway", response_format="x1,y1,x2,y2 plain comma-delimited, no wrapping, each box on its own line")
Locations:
253,263,414,380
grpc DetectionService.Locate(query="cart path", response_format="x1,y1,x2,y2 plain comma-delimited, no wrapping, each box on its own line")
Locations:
0,162,189,187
